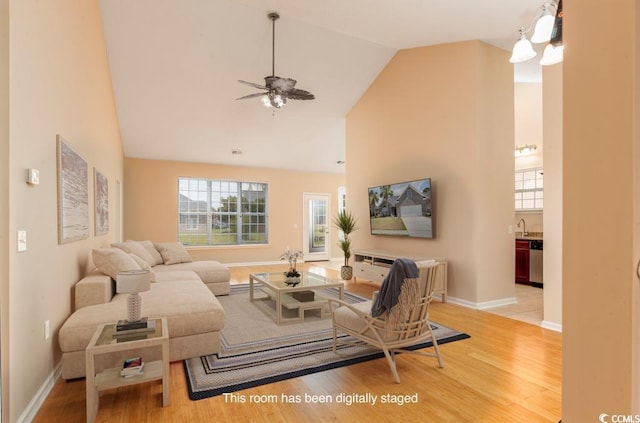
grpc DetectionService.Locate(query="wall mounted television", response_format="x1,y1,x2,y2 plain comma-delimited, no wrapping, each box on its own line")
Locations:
368,178,433,239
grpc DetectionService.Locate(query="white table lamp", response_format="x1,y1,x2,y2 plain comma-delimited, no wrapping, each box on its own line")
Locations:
116,269,151,323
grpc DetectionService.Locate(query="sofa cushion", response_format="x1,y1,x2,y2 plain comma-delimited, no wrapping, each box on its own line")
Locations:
111,240,157,266
136,240,164,265
155,242,193,265
153,261,230,284
75,271,114,309
92,248,141,279
153,270,202,283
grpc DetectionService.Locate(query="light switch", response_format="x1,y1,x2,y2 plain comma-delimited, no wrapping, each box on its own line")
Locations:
17,230,27,252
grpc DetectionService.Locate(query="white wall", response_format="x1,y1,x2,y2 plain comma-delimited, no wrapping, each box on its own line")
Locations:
562,0,636,418
514,82,543,170
0,0,9,420
9,1,123,420
347,41,515,306
542,63,562,330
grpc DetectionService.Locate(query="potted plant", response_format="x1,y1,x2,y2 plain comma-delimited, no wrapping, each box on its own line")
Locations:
334,209,358,280
280,249,303,285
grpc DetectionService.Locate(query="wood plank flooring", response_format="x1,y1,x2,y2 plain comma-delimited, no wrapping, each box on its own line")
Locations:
34,263,562,422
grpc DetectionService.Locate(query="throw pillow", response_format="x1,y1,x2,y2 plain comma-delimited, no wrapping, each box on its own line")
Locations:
128,253,157,282
135,240,164,265
92,248,142,279
111,240,156,266
154,242,193,265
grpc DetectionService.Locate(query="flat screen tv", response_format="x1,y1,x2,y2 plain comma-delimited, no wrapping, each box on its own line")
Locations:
368,178,433,239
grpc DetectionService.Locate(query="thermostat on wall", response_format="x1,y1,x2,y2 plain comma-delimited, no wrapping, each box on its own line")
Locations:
25,168,39,185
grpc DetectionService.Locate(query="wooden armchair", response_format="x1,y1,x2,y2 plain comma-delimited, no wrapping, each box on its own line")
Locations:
328,260,443,383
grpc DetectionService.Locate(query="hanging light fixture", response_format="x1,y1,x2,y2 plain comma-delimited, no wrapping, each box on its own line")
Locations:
509,27,537,63
540,44,564,66
509,1,562,66
542,0,564,65
531,2,555,43
515,144,538,156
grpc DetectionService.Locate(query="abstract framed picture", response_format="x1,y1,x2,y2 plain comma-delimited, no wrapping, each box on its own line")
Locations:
94,168,109,235
57,135,89,244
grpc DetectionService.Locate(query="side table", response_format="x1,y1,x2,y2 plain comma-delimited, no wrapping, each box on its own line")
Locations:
85,317,170,423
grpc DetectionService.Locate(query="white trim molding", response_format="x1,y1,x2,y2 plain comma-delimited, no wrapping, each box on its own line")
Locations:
447,296,517,310
541,320,562,332
18,363,61,423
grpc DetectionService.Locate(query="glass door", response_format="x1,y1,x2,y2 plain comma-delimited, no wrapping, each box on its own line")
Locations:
302,193,330,261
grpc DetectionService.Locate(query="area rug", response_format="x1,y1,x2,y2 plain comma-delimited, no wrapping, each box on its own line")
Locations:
184,283,470,400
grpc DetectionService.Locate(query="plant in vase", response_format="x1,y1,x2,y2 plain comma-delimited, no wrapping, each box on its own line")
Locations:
280,249,303,284
334,209,358,280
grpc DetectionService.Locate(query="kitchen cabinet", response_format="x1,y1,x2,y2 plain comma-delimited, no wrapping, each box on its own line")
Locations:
515,240,530,284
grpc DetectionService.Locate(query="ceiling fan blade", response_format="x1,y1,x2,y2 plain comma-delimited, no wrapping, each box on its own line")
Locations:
238,80,268,90
285,88,315,101
236,92,266,100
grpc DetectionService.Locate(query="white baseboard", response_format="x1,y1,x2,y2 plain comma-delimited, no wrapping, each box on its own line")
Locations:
447,296,517,310
17,362,61,423
225,260,283,267
541,320,563,332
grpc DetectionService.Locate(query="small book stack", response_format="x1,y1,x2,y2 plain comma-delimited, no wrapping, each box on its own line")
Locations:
114,318,156,336
120,356,144,378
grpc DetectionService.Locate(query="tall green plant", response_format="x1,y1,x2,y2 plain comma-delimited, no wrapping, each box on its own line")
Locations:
334,210,358,267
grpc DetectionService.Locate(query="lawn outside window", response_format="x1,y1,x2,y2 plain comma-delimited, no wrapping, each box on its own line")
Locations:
178,178,268,246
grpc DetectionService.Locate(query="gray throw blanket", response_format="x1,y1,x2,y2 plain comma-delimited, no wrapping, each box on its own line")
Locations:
371,258,418,318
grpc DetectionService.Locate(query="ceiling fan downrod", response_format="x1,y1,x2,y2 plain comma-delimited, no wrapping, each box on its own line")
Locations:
268,12,279,77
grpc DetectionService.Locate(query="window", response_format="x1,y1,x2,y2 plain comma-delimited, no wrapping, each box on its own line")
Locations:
338,186,346,213
178,178,268,246
515,167,543,210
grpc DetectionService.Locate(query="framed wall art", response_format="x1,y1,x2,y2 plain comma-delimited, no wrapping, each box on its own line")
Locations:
57,135,89,244
94,168,109,235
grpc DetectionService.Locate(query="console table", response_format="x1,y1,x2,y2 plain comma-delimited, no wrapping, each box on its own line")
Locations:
352,249,448,302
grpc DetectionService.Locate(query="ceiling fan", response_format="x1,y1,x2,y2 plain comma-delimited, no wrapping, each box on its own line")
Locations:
237,12,315,109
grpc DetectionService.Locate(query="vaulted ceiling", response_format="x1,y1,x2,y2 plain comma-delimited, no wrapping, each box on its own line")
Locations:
98,0,544,173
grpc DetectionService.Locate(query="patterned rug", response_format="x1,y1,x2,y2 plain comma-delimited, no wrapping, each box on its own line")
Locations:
183,283,469,400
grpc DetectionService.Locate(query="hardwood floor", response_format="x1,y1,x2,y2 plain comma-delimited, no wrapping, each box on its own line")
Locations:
34,263,562,422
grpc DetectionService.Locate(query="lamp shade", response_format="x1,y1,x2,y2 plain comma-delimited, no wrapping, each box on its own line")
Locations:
540,44,564,65
509,36,536,63
531,13,555,43
116,269,151,294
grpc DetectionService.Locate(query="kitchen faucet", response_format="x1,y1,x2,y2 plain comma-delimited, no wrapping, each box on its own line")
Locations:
517,218,529,236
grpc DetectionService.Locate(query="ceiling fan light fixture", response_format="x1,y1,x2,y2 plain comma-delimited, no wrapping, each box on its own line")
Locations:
262,92,286,108
237,11,315,110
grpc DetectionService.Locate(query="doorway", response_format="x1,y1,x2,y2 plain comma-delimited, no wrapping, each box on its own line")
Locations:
302,193,330,261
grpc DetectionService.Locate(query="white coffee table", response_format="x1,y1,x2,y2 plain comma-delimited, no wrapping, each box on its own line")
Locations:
249,271,344,324
85,317,169,423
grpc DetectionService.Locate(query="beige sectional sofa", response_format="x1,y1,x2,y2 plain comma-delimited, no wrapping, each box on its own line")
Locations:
58,241,231,379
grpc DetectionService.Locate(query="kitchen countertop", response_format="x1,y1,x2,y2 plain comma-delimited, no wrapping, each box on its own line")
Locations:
515,232,543,241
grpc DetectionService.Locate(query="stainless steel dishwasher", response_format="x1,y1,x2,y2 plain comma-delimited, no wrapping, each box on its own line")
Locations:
529,240,543,288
